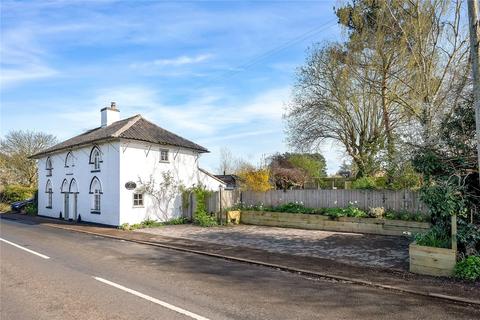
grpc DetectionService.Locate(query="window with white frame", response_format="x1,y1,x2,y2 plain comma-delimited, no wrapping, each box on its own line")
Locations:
89,177,102,213
65,152,74,175
133,193,144,207
93,150,101,170
94,189,101,211
160,149,169,162
46,157,53,176
46,179,53,208
90,146,102,171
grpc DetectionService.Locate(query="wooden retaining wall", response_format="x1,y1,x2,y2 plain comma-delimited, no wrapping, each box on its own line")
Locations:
409,243,456,277
240,211,430,236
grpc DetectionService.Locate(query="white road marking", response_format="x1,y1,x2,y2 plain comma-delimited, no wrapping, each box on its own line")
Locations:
0,238,50,259
93,277,210,320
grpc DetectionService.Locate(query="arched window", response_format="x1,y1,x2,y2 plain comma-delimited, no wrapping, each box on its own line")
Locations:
45,179,53,208
89,177,102,213
69,179,78,194
46,157,53,176
65,152,75,175
65,152,75,167
89,146,102,171
61,179,69,193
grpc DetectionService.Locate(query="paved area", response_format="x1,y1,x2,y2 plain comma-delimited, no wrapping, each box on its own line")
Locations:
2,217,480,320
136,224,410,269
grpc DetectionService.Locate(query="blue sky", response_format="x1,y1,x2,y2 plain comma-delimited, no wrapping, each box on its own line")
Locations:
1,0,345,174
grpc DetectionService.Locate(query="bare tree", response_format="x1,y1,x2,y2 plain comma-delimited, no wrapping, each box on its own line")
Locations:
386,0,471,145
286,44,385,177
0,130,57,186
217,147,235,175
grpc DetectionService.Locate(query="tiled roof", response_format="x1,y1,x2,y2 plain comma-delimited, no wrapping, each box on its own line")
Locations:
31,115,208,158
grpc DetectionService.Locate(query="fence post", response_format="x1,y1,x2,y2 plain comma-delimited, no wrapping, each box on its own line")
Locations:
451,214,457,252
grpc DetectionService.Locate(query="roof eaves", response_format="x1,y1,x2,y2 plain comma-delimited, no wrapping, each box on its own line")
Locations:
29,137,120,159
199,167,226,185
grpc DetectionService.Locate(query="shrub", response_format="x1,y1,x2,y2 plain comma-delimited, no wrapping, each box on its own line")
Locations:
2,185,36,203
369,207,385,219
194,211,217,227
343,203,367,218
0,202,10,212
164,217,188,225
25,203,37,216
351,177,378,190
414,226,451,248
192,185,217,227
119,223,131,231
454,256,480,281
384,210,429,222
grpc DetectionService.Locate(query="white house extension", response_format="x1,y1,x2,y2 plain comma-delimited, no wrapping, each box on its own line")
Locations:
31,103,225,226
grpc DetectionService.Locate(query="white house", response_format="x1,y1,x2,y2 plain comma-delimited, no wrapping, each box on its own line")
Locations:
31,103,225,226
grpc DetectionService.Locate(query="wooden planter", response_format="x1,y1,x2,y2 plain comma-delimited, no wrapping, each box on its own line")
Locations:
409,243,456,277
240,211,430,236
226,210,241,224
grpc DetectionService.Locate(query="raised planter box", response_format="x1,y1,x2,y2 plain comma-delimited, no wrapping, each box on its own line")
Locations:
409,243,456,277
240,210,430,236
226,210,241,224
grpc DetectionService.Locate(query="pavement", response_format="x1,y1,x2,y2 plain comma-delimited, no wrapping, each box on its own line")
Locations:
0,214,480,319
136,224,410,269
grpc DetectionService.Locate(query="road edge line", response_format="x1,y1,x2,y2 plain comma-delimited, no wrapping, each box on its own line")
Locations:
0,237,50,259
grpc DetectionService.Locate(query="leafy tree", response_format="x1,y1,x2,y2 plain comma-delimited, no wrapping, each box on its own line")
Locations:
413,95,479,254
0,130,57,186
237,167,271,192
269,153,327,189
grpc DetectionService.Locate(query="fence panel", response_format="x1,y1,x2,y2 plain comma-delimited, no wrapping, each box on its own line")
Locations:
238,189,427,213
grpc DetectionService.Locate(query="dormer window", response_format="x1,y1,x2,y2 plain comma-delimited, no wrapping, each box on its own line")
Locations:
46,157,53,176
89,146,102,172
160,149,169,162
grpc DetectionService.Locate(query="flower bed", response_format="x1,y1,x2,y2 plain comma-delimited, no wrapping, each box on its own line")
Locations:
231,202,430,222
239,210,430,236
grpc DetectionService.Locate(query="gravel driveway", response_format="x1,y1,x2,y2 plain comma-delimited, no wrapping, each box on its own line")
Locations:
136,224,410,269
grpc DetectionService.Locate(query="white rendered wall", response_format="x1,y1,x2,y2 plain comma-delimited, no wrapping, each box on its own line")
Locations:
118,140,223,225
37,142,120,226
198,170,226,191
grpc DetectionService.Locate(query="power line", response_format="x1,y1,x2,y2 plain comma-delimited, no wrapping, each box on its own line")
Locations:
194,18,337,88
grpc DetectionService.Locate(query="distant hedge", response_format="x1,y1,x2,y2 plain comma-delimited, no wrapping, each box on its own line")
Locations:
1,185,36,203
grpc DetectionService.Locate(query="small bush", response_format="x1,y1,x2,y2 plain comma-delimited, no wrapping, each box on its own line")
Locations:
385,210,429,222
119,223,131,231
369,207,385,219
414,226,451,248
2,185,36,203
25,203,37,216
351,177,378,190
164,217,188,225
454,256,480,281
0,202,11,212
194,211,217,227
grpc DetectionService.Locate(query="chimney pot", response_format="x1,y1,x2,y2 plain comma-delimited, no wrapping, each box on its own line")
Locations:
111,101,116,109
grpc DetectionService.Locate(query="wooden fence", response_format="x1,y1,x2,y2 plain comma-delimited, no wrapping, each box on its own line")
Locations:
200,189,427,214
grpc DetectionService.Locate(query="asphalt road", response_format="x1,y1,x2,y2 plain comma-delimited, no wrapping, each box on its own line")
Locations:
0,218,479,320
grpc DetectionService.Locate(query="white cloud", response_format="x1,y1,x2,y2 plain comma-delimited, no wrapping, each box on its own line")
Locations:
130,54,213,69
0,65,58,88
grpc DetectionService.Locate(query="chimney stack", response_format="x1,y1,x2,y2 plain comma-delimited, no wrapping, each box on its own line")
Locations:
100,102,120,127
